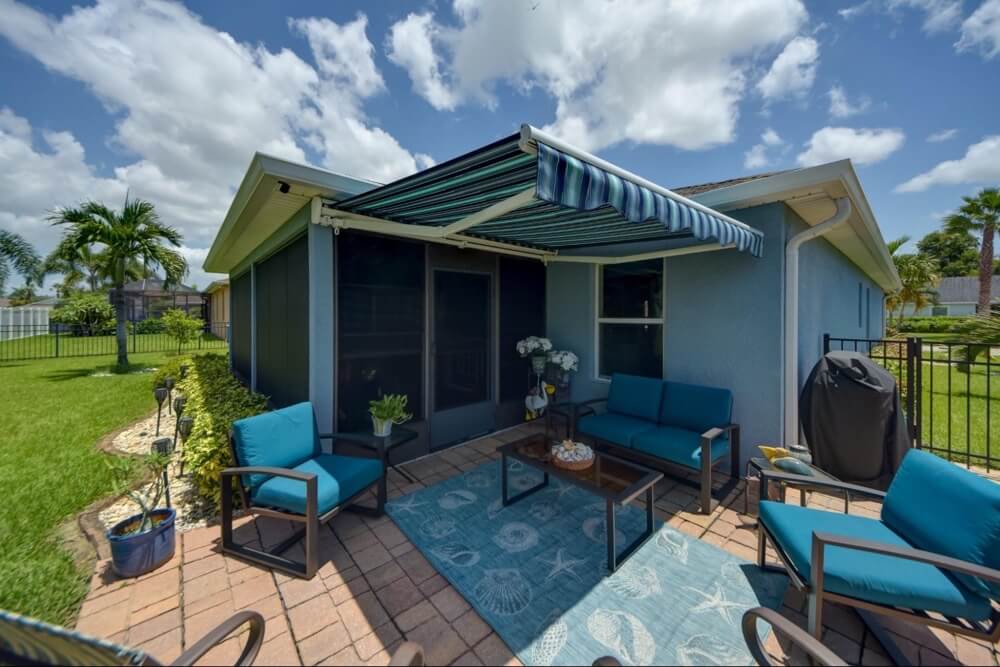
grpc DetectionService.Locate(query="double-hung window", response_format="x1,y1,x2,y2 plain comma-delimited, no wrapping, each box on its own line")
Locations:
595,259,664,379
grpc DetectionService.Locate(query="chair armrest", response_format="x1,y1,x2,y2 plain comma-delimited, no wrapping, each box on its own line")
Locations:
813,532,1000,586
742,607,846,667
389,641,425,667
574,398,608,421
759,469,887,501
700,424,738,442
221,466,316,482
172,610,265,666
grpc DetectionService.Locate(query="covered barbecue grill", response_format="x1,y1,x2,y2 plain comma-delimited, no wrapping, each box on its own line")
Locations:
800,351,911,489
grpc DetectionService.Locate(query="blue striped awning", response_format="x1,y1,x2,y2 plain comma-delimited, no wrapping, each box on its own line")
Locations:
330,129,763,258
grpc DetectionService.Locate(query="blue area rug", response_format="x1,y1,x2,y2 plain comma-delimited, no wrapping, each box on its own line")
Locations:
386,459,788,666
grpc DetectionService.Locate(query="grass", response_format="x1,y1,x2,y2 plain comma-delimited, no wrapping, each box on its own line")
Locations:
0,352,172,625
919,359,1000,468
0,331,226,362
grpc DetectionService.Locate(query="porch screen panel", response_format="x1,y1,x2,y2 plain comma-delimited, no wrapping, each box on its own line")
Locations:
254,235,309,407
230,270,252,382
499,257,545,401
337,233,424,432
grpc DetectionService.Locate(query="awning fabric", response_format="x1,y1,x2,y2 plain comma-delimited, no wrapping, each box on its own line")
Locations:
536,143,764,256
331,131,764,257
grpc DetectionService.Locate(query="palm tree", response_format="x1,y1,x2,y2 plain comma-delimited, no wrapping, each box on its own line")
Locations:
0,230,40,296
50,197,187,368
944,188,1000,315
42,239,146,293
884,236,940,324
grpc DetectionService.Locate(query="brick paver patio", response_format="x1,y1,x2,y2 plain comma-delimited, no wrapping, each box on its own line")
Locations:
77,422,1000,666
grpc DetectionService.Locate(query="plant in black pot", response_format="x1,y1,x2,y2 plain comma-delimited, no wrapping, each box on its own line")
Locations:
105,452,176,578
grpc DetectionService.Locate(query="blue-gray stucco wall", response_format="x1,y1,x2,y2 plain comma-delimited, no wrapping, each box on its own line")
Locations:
791,207,886,389
546,202,887,467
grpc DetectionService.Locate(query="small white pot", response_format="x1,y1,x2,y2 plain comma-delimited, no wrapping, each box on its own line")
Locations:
372,416,393,437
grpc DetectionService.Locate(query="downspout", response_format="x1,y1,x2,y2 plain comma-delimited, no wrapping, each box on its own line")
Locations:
783,197,852,444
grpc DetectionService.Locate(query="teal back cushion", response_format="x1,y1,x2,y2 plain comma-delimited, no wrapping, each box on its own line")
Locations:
606,374,663,422
659,381,733,434
232,402,320,491
883,449,1000,600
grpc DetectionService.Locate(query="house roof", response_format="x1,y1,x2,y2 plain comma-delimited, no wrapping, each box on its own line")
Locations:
121,277,200,294
204,129,900,291
205,278,229,294
933,276,1000,303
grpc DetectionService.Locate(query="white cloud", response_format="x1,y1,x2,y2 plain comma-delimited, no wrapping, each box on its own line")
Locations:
386,13,460,111
0,0,426,288
797,126,906,166
827,85,871,118
889,0,963,33
387,0,808,152
744,128,786,169
895,135,1000,192
956,0,1000,59
927,128,958,142
756,36,819,101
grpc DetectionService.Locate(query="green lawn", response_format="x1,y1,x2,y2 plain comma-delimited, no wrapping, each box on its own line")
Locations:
0,353,171,625
0,331,225,362
919,360,1000,467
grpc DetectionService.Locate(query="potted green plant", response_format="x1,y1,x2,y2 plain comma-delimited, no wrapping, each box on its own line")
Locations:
369,394,412,437
105,452,176,578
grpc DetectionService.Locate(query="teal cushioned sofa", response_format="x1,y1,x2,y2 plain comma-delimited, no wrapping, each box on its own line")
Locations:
575,373,740,513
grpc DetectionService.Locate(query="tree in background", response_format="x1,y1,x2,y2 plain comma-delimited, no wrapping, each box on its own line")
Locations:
7,285,37,307
41,239,147,293
917,229,979,277
161,308,204,355
50,197,187,369
50,292,115,336
944,188,1000,314
885,236,940,324
0,230,40,296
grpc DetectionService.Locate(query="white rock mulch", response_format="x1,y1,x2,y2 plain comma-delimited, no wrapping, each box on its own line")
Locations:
98,410,219,533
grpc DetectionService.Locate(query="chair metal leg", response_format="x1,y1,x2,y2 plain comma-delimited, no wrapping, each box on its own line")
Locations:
730,426,741,480
700,438,713,514
809,532,826,640
757,524,767,568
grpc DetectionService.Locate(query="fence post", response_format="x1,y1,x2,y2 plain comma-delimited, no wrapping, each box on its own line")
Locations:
913,336,922,449
55,328,60,359
906,337,918,448
822,333,830,354
132,323,137,354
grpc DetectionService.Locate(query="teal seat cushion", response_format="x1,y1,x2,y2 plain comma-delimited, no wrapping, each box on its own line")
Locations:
232,402,320,491
577,413,654,448
252,454,383,516
606,374,663,422
759,501,992,620
882,449,1000,600
631,425,729,470
659,381,732,433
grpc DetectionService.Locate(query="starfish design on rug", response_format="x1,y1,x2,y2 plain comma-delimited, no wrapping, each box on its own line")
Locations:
540,548,587,582
684,583,747,626
549,480,576,499
387,495,427,515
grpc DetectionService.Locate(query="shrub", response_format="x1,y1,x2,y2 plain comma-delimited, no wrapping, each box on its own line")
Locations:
50,292,114,336
161,308,204,354
131,318,165,334
160,354,267,505
896,316,973,334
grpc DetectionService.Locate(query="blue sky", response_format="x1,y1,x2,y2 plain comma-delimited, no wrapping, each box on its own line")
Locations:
0,0,998,290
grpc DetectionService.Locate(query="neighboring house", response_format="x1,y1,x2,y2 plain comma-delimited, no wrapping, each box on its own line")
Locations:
204,125,900,465
902,276,1000,317
117,277,205,321
204,278,230,334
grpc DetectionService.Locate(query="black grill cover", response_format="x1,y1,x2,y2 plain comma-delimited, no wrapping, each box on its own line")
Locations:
800,351,911,489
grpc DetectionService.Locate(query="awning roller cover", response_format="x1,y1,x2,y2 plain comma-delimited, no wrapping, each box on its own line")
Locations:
535,142,764,257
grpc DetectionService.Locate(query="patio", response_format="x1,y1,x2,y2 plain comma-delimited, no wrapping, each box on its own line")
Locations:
74,421,1000,666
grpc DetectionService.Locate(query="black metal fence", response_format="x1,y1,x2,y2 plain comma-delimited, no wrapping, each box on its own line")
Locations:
825,334,996,472
0,322,229,362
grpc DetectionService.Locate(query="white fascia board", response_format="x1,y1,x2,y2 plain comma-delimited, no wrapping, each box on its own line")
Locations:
548,243,734,264
690,161,902,292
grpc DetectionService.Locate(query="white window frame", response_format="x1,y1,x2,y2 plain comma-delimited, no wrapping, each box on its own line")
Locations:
593,259,666,381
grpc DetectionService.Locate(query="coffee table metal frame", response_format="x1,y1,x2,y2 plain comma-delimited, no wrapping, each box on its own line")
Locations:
499,435,663,573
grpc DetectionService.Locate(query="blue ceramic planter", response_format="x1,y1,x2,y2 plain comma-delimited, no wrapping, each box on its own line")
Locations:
107,508,176,578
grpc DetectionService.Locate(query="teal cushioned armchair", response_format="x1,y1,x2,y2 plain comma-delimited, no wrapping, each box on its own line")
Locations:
757,449,1000,662
222,402,387,579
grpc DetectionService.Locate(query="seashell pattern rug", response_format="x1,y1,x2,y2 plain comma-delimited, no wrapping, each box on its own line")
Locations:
386,459,788,666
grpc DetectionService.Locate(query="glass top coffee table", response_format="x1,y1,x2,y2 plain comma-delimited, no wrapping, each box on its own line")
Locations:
498,433,663,573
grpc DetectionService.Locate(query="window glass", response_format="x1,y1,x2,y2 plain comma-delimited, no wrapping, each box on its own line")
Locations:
600,259,663,319
599,323,663,377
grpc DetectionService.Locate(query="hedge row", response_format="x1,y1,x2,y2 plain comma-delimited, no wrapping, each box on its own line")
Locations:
153,354,267,506
895,316,974,334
